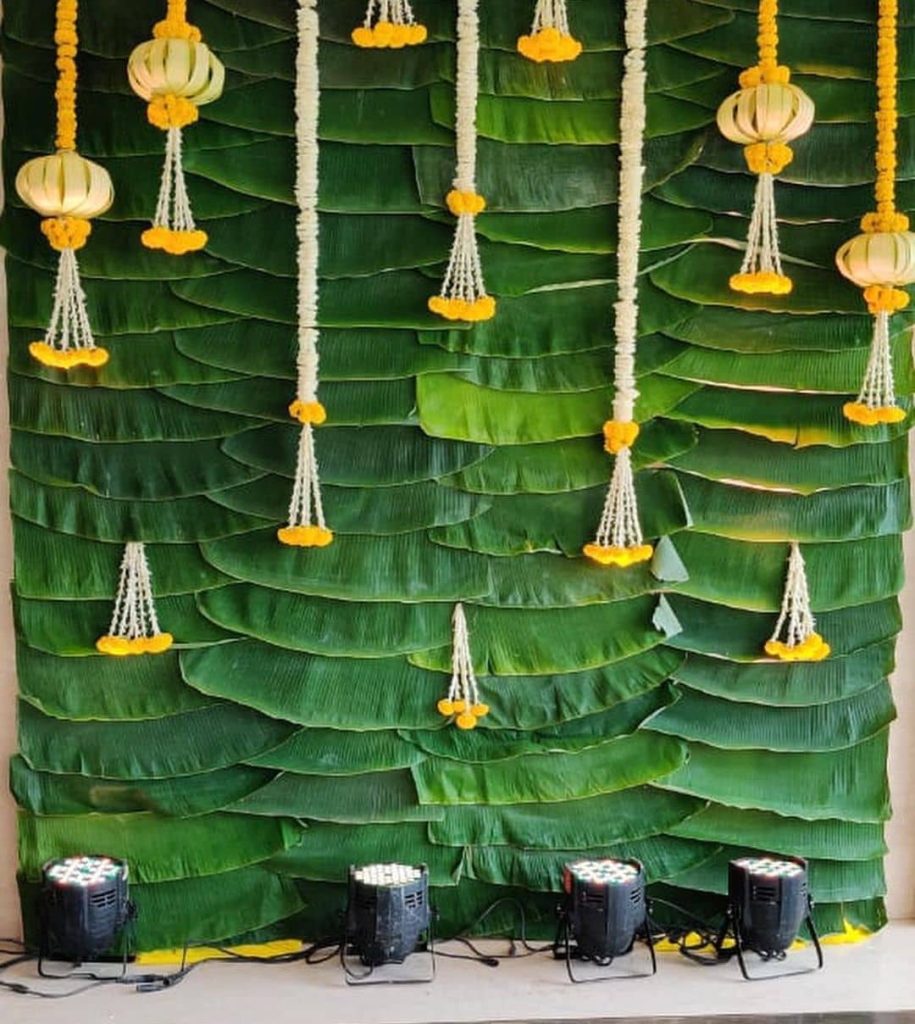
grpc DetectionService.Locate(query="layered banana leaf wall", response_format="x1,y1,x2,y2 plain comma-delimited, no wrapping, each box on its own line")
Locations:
4,0,907,947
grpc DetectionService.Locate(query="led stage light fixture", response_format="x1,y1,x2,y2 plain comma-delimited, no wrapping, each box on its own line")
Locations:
342,863,434,984
554,858,656,982
39,856,131,973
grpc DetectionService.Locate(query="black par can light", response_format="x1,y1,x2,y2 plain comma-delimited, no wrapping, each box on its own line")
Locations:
726,855,823,980
343,863,433,984
555,858,656,982
39,856,131,968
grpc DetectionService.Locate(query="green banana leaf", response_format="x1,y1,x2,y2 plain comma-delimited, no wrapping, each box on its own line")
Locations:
18,811,302,883
412,733,688,806
247,728,426,775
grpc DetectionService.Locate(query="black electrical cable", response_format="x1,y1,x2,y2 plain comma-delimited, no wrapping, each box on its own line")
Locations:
646,896,731,966
435,896,554,967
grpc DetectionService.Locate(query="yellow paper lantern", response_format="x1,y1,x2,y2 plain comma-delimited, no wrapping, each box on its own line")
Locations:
717,82,814,148
127,37,224,107
15,151,114,221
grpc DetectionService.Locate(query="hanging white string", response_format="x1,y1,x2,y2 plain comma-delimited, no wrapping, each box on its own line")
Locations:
733,172,789,289
846,311,901,419
150,127,198,237
429,0,494,323
96,543,173,656
353,0,426,46
280,0,332,548
437,603,489,730
518,0,581,62
583,0,651,569
764,542,830,661
29,247,107,369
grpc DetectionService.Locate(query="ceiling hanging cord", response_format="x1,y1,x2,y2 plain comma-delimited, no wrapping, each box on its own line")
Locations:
128,0,225,255
279,0,333,550
517,0,582,63
764,542,830,662
836,0,914,426
437,603,489,731
717,0,814,295
97,543,174,656
583,0,653,570
15,0,114,370
429,0,496,324
352,0,427,48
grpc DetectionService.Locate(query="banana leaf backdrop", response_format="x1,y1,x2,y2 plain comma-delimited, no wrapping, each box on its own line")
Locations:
3,0,906,947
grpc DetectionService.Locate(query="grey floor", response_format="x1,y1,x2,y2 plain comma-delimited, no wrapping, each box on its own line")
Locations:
1,923,914,1024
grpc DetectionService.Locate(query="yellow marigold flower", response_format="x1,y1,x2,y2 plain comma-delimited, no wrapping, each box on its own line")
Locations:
582,543,654,569
446,190,486,216
29,341,109,369
437,698,455,717
40,216,92,252
148,94,200,131
744,141,794,175
730,270,793,296
843,401,906,426
277,525,335,548
96,635,132,657
517,28,582,63
289,399,327,425
863,284,910,315
428,295,496,322
470,703,490,718
141,226,208,255
455,712,478,731
764,632,830,662
153,17,202,42
603,419,639,455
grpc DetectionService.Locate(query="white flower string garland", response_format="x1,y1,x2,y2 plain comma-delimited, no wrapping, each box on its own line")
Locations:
429,0,496,324
582,0,652,570
437,604,489,731
279,0,333,550
518,0,582,63
764,543,829,662
128,0,225,255
716,0,814,296
97,543,173,656
352,0,427,48
15,0,114,371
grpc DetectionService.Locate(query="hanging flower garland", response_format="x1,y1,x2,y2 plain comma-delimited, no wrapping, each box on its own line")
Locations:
15,0,114,370
96,543,173,657
278,0,333,550
582,0,652,570
836,0,913,426
352,1,427,48
128,0,224,255
517,0,582,63
764,543,829,662
428,0,496,324
437,603,489,731
717,0,814,295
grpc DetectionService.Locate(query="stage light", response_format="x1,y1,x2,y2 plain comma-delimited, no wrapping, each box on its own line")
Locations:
343,863,433,983
555,858,656,982
726,854,823,980
40,856,131,968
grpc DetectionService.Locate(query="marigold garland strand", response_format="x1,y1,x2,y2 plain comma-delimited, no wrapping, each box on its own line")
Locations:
764,543,830,662
352,0,427,48
517,0,582,63
14,0,114,370
97,543,174,657
717,0,814,296
836,0,913,426
437,603,489,730
582,0,652,571
279,0,333,550
128,0,224,255
429,0,496,324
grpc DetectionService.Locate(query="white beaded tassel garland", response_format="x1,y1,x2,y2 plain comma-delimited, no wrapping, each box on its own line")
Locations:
352,0,428,47
437,603,489,730
583,0,653,570
279,0,333,549
517,0,583,62
428,0,495,324
96,543,173,656
764,542,830,662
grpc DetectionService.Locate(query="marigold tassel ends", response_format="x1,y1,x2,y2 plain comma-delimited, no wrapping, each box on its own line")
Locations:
517,0,581,63
352,0,427,48
279,424,333,549
765,542,830,662
583,447,653,570
439,603,488,730
97,543,173,657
